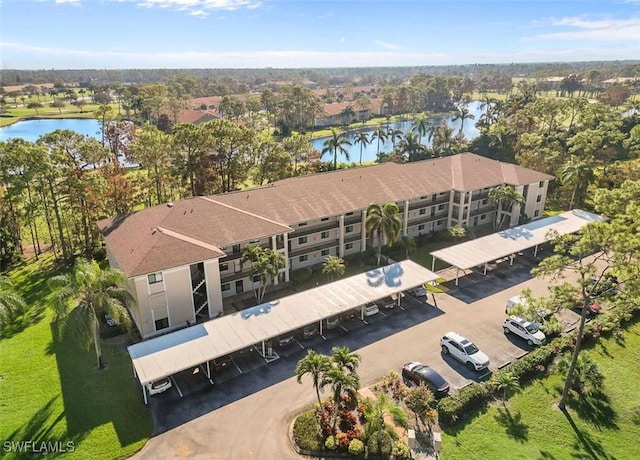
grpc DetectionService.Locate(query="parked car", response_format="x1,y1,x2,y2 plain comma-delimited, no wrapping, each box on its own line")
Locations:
440,332,490,371
300,324,317,339
375,296,396,310
277,334,295,347
212,355,232,372
409,285,427,297
103,313,119,327
363,303,380,317
146,377,172,395
588,274,619,298
325,316,340,329
503,316,546,346
402,362,450,398
505,295,552,319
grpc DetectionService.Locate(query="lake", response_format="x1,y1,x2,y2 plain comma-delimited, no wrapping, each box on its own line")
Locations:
0,101,484,164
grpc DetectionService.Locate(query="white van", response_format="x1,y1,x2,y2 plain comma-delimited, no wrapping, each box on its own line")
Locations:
505,295,528,314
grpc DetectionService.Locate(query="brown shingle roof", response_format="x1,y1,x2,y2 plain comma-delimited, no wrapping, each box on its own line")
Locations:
98,197,291,277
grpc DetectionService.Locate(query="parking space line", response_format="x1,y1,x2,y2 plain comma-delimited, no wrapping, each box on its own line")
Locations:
295,339,305,349
379,311,388,318
199,364,214,385
231,357,243,374
169,375,183,398
340,325,349,333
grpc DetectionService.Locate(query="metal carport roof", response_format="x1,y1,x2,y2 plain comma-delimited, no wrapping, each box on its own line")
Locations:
430,209,607,272
128,259,439,386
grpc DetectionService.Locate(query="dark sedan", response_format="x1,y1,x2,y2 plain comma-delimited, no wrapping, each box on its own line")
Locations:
402,362,450,397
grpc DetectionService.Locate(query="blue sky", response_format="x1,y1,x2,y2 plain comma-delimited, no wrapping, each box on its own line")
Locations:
1,0,639,69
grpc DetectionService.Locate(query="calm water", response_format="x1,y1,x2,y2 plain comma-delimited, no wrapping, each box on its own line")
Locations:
0,118,101,142
311,101,484,163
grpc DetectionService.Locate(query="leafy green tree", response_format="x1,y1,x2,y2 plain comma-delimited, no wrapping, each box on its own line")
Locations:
0,275,26,327
559,158,595,209
366,202,402,265
241,245,285,303
364,392,408,446
128,124,173,206
321,128,352,170
488,184,525,230
490,372,521,405
49,259,133,369
322,256,345,280
282,133,313,175
404,385,435,430
296,349,332,407
554,352,603,396
352,130,371,164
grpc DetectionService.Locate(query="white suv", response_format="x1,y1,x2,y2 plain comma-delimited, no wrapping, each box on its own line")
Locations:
440,332,490,371
503,316,546,346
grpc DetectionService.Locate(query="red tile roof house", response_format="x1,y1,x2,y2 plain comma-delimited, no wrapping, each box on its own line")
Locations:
98,153,553,339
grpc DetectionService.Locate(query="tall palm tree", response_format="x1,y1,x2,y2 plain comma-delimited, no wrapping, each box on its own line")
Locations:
322,256,346,280
340,104,356,126
488,185,525,230
490,372,521,405
452,106,476,135
366,202,402,265
296,349,332,407
321,128,352,170
371,126,388,156
387,128,403,149
331,346,361,374
554,352,603,396
0,275,26,327
49,258,133,369
411,113,433,147
353,130,371,164
397,130,426,161
559,158,595,209
321,367,360,431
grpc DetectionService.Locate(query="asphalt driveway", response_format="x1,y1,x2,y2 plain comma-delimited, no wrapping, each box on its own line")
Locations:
131,258,582,460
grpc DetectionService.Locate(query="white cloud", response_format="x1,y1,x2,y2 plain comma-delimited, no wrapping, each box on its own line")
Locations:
54,0,81,4
135,0,262,16
374,40,402,50
533,16,640,41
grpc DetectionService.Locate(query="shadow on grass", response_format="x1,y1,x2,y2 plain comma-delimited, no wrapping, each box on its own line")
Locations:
494,406,529,442
538,451,559,459
3,395,86,459
566,390,618,430
563,410,613,460
49,323,152,449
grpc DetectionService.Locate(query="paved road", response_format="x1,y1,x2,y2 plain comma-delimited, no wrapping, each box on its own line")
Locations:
131,261,581,460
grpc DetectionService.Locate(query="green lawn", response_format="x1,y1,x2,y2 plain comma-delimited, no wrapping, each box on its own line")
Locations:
0,255,151,460
0,102,119,127
441,322,640,459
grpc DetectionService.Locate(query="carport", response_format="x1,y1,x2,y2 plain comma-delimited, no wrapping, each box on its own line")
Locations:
430,209,607,286
128,259,439,403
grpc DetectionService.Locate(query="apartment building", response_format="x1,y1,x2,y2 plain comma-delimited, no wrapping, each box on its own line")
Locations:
97,152,553,339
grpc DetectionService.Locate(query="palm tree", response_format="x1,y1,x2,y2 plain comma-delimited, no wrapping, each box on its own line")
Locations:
352,130,371,164
331,346,361,374
321,128,352,170
321,367,360,431
0,275,26,327
49,258,133,369
296,349,332,407
488,185,525,230
322,256,346,280
364,392,409,448
490,372,521,405
559,158,595,209
242,245,285,303
554,352,603,396
371,126,388,156
387,128,403,149
411,113,432,146
452,106,476,135
397,130,426,161
366,202,402,265
340,104,355,126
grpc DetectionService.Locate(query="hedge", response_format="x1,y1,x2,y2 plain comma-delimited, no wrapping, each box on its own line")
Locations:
293,410,323,451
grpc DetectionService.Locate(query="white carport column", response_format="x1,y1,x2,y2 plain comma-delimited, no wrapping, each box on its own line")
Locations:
143,385,148,405
403,200,409,237
283,233,290,282
360,210,367,252
339,214,345,258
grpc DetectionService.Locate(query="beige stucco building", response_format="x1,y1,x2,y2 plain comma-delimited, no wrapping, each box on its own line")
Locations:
98,152,553,339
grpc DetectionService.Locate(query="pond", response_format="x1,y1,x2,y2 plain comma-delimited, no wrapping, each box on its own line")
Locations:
0,118,102,142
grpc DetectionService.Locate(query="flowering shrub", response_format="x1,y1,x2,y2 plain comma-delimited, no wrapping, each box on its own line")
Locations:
348,439,364,456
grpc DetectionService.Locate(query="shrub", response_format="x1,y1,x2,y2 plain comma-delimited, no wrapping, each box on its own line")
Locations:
324,435,337,451
438,382,491,427
291,267,313,284
392,440,411,459
367,430,393,457
293,410,323,451
348,438,364,456
336,432,350,450
505,343,557,383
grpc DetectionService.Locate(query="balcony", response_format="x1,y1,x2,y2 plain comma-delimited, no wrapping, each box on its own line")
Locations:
290,221,339,238
407,210,449,225
289,239,340,258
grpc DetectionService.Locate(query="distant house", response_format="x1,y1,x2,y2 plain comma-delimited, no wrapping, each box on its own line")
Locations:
97,152,553,339
314,101,372,127
602,77,638,87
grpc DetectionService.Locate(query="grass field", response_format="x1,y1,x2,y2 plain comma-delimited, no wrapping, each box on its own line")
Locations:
0,255,151,460
440,322,640,459
0,102,120,127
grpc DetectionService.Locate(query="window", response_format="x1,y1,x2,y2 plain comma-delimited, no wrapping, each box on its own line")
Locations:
432,194,437,202
219,262,229,271
298,236,307,244
536,194,542,202
345,225,353,233
534,210,540,217
299,255,308,262
436,219,444,226
430,208,435,217
321,249,330,256
321,217,330,221
148,273,163,284
321,231,330,239
232,244,241,254
221,283,230,292
420,195,427,200
438,204,445,211
345,243,353,250
154,317,169,331
252,274,261,283
419,208,426,215
235,280,244,293
481,215,486,220
345,211,354,216
298,222,307,227
539,181,544,188
482,198,488,205
418,224,425,231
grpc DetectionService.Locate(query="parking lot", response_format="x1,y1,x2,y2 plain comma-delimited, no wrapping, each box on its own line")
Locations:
133,254,588,459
